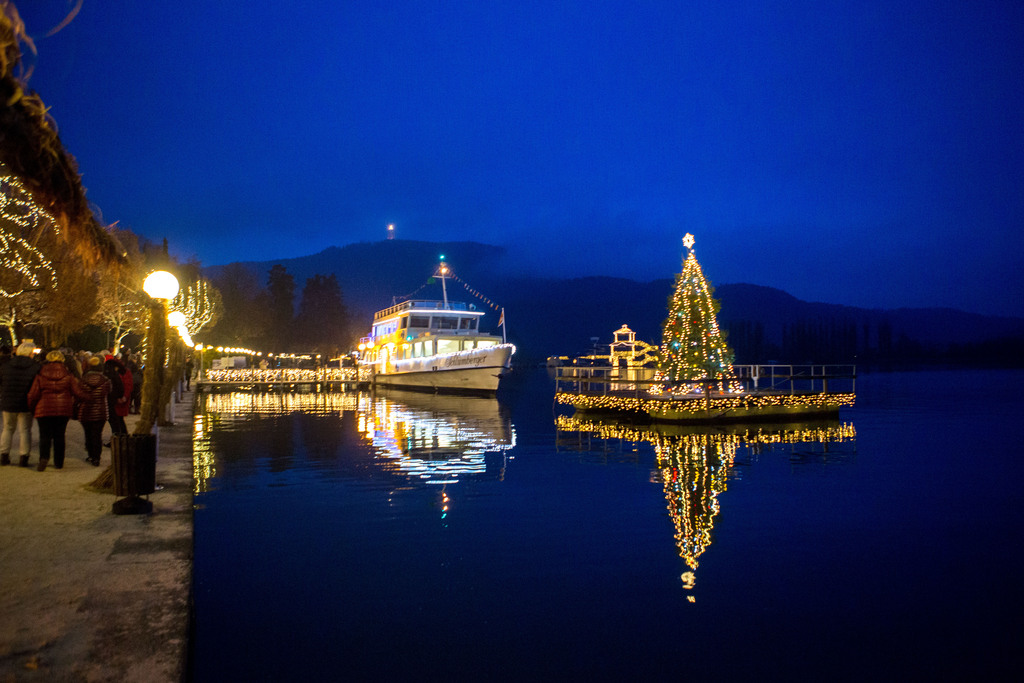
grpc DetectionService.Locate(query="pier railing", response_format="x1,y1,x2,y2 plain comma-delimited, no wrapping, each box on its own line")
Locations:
554,363,856,397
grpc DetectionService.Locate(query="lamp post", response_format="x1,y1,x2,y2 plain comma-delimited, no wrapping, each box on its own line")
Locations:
111,270,179,515
137,270,179,433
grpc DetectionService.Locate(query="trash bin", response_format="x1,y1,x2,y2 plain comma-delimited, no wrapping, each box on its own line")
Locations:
111,433,156,514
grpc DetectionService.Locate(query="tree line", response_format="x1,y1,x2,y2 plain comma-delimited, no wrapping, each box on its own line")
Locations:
204,263,356,359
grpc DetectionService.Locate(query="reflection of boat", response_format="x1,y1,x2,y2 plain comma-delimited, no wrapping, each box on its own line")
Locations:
357,389,516,484
556,413,856,601
358,260,515,395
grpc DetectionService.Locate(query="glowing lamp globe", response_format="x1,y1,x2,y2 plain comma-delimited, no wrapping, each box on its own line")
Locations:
167,311,187,327
143,271,179,300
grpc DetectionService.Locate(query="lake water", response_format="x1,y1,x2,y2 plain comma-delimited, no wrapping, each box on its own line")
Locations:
190,368,1023,681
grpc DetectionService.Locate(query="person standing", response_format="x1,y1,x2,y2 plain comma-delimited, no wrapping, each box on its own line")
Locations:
127,353,143,414
27,350,83,470
0,342,40,467
78,356,111,466
103,355,127,441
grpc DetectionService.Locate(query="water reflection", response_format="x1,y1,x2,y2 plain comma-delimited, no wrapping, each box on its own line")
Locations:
193,390,515,493
355,390,516,484
556,415,856,599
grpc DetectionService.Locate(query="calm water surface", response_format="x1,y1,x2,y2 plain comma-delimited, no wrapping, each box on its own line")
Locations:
191,369,1023,681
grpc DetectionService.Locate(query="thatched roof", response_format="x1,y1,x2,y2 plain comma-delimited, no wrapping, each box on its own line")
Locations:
0,2,124,266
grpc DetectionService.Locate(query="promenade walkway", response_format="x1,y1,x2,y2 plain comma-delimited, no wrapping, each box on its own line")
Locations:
0,390,194,682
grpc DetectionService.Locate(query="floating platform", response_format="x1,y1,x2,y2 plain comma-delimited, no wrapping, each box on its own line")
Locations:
554,364,856,424
557,389,855,424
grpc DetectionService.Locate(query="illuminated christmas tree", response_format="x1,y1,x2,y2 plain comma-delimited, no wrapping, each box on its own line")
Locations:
659,234,736,387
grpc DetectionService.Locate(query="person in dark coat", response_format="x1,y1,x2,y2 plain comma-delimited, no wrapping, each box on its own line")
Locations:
78,356,111,466
0,341,40,467
27,350,85,470
103,356,127,440
127,353,143,414
62,347,82,379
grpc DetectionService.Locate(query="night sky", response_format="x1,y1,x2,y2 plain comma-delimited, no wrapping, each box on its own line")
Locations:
16,1,1024,317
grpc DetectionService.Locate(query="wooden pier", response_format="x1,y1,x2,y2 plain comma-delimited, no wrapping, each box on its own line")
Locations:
196,367,370,393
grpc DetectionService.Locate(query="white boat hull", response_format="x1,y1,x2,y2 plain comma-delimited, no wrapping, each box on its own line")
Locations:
371,345,514,394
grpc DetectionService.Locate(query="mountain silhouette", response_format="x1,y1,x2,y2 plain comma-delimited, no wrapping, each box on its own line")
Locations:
207,240,1024,365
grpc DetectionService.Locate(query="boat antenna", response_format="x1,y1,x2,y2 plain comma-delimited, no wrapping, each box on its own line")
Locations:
434,256,450,308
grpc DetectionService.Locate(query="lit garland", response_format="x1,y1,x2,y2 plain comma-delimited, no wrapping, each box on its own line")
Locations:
0,169,59,298
555,390,856,420
204,367,360,384
659,234,738,391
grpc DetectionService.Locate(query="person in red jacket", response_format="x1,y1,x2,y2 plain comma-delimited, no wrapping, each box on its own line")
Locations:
78,356,112,466
27,350,86,471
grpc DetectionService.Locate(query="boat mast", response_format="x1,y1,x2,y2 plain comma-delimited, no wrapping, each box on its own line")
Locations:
435,257,449,308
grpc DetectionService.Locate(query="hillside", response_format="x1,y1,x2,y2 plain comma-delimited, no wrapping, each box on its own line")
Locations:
206,240,1024,365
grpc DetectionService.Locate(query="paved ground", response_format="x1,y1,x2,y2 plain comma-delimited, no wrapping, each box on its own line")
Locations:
0,391,194,682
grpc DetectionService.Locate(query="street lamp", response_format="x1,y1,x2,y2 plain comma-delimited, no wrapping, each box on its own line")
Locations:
113,270,179,515
143,270,179,300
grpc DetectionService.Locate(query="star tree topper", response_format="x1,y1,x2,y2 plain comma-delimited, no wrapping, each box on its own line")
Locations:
682,233,695,251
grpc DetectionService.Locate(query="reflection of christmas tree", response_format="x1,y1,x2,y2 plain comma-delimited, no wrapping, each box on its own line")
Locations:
656,434,737,597
659,234,735,387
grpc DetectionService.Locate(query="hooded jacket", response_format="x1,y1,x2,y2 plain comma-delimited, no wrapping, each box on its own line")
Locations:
0,355,40,412
28,361,85,418
78,370,112,422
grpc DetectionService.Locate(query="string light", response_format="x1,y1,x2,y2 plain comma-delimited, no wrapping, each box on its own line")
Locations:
556,390,856,419
171,279,222,337
0,169,59,298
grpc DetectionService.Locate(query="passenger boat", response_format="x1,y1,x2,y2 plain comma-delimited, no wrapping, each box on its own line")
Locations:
358,261,515,394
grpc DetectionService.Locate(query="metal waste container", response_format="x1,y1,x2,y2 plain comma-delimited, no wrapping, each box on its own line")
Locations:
111,433,156,514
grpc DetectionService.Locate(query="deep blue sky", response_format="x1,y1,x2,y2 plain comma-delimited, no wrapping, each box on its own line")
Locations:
17,1,1024,316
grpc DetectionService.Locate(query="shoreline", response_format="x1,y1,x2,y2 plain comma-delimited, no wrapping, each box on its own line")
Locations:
0,390,195,681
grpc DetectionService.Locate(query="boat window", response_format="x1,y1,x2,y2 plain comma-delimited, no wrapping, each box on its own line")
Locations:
477,340,496,349
437,339,459,355
409,316,430,328
432,316,459,330
459,317,478,330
